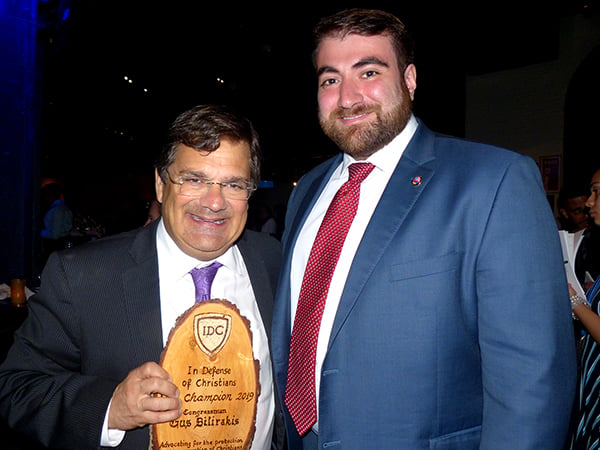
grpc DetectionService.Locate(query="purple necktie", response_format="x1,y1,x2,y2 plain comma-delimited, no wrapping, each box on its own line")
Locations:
189,262,222,302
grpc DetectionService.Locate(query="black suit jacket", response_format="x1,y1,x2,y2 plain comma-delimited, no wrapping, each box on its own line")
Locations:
0,220,282,449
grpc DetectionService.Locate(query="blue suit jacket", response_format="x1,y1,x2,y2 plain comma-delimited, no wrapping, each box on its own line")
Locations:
272,121,577,449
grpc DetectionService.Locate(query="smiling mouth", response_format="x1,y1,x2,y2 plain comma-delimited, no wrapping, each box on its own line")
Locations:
190,213,225,225
341,113,370,121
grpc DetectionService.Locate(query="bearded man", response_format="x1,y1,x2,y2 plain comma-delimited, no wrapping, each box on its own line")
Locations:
272,8,576,450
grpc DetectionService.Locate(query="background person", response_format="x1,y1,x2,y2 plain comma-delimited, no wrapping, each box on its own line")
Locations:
39,182,73,240
568,166,600,449
39,181,73,266
272,8,576,450
558,184,591,232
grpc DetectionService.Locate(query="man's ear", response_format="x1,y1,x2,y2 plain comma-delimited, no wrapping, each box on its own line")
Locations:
404,64,417,100
155,168,165,203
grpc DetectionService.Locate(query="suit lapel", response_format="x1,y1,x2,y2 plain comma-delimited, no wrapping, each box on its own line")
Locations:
329,123,438,346
237,233,274,340
121,222,164,363
285,156,342,251
276,156,342,345
116,225,277,365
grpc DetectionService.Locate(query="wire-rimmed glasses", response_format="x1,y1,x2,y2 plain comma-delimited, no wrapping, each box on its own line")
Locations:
166,172,256,200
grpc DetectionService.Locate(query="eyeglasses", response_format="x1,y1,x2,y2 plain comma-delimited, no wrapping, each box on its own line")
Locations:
166,172,256,200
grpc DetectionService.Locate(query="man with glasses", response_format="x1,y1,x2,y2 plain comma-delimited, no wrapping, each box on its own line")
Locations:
0,105,284,450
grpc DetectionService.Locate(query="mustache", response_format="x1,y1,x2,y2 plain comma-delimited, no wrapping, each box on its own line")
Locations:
330,104,379,119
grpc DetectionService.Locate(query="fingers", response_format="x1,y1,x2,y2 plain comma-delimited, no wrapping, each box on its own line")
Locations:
138,361,170,379
568,284,577,296
108,362,182,430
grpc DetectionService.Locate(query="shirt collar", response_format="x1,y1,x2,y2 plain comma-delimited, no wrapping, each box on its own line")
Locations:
156,219,240,280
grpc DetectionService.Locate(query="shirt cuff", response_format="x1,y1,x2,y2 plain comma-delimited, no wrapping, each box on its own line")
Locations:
100,398,126,447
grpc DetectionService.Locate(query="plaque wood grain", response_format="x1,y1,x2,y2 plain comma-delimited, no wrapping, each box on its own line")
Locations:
151,299,259,450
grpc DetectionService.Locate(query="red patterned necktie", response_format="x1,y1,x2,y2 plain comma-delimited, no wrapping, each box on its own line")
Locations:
285,162,375,435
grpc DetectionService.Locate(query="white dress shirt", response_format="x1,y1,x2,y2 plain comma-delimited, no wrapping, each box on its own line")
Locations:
289,115,418,432
103,220,274,449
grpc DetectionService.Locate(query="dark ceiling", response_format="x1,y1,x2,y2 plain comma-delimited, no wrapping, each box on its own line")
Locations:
35,0,592,228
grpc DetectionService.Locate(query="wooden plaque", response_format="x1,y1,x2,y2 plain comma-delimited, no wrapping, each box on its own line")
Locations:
151,299,259,450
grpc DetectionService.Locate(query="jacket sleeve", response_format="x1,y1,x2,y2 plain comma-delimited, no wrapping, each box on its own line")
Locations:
475,156,576,449
0,251,119,449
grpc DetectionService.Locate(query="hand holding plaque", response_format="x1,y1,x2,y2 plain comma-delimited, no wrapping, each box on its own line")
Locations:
151,299,259,450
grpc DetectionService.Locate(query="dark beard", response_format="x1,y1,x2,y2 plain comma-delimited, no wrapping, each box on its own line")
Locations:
319,93,412,160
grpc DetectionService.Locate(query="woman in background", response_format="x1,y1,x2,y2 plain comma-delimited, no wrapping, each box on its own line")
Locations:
568,166,600,449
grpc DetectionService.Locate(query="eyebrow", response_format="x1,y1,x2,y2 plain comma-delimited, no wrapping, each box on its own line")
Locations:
317,57,390,77
354,57,389,69
177,169,208,178
180,170,250,184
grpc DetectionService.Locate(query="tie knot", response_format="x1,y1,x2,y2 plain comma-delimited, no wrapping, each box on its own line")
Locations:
348,162,375,184
189,261,222,302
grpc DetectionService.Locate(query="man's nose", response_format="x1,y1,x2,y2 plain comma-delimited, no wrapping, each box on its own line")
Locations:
338,79,362,109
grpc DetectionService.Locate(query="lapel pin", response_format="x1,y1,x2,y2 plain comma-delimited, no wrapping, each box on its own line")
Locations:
411,175,422,186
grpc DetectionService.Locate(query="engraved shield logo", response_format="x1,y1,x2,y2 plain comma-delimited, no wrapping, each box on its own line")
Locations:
194,313,232,357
